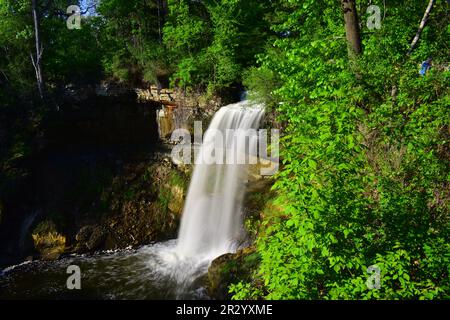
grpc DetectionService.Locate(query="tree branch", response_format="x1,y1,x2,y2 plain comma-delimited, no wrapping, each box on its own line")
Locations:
30,53,39,79
31,0,45,99
407,0,436,55
38,45,44,61
0,69,9,82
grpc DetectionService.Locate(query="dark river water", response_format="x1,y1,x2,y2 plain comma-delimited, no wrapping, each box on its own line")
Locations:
0,240,211,300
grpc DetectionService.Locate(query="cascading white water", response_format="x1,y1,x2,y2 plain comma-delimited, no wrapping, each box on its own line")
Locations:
134,100,265,298
176,100,264,259
0,100,266,300
56,100,264,298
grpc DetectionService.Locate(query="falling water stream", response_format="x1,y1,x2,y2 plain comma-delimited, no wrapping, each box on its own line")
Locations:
177,101,264,259
0,100,264,299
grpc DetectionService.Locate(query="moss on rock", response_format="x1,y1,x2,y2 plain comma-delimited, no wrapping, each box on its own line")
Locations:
207,247,260,300
32,220,66,260
168,185,185,214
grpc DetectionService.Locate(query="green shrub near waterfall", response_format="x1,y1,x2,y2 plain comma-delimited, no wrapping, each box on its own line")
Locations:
231,0,449,300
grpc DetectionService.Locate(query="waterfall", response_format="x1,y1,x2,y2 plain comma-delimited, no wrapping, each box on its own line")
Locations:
144,100,265,298
176,100,264,259
0,101,266,299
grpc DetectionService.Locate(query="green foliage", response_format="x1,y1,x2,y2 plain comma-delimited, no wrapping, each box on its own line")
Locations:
42,16,104,83
243,64,280,108
0,0,104,97
164,0,271,93
98,0,170,84
232,0,449,300
328,240,450,300
0,0,34,96
0,0,448,301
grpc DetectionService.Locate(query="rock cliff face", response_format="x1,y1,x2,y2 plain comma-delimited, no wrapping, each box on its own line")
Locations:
137,86,222,141
68,160,188,254
19,147,190,262
0,83,248,270
60,82,223,142
135,86,222,110
0,91,193,266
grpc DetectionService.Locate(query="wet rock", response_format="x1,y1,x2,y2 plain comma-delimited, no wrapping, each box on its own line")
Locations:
86,226,107,251
90,162,187,248
207,253,235,300
247,156,279,182
207,247,260,300
156,106,176,139
168,185,185,215
75,225,94,243
74,225,108,252
104,234,118,250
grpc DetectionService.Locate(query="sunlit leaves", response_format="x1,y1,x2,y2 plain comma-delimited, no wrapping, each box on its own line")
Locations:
232,0,449,300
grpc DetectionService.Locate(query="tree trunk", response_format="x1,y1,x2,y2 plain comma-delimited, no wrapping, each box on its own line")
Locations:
157,0,162,44
342,0,362,58
407,0,436,55
31,0,45,99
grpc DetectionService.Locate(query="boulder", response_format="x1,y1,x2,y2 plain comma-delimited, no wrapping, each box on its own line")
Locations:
75,225,94,243
207,247,260,300
86,226,108,251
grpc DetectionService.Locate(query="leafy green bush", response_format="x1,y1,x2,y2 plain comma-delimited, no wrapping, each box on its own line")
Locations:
243,65,280,108
231,0,449,300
